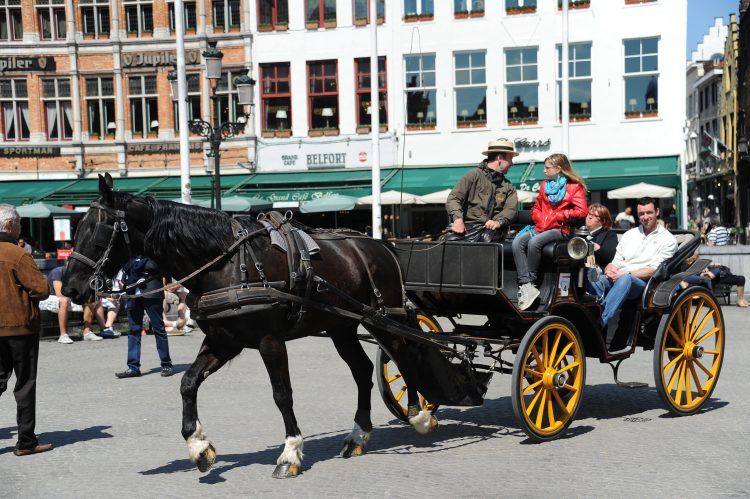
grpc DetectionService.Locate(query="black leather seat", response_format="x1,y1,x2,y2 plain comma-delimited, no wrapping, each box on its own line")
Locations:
501,210,564,272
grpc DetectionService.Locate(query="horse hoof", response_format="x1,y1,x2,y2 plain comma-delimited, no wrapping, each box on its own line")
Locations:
272,463,301,479
196,444,216,473
341,441,366,458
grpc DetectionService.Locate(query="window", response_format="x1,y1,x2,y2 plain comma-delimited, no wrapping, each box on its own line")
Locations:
124,0,153,36
306,0,336,28
0,79,30,141
353,0,384,25
37,0,66,40
307,60,338,132
404,54,436,129
506,0,536,15
80,0,110,38
355,57,387,131
216,70,246,124
454,51,486,128
85,76,115,139
213,0,240,31
258,0,288,29
0,0,23,41
128,75,158,138
173,74,201,131
42,78,73,140
505,47,538,125
556,42,592,121
261,62,291,134
454,0,484,18
404,0,433,21
169,0,197,32
624,37,658,118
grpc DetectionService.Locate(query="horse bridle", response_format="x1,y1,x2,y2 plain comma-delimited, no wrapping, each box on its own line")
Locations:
68,201,133,293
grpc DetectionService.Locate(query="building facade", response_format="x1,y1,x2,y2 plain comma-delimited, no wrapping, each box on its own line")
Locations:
1,0,687,230
0,0,253,180
738,0,750,235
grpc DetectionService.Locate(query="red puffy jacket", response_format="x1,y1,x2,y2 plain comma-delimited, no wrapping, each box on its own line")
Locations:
531,181,588,234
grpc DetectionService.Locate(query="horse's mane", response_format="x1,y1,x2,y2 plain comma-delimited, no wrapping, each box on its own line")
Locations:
136,196,241,263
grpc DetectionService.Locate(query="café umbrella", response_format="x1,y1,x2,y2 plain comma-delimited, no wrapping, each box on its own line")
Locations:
300,194,358,213
15,202,78,218
171,196,272,211
607,182,676,199
357,190,423,205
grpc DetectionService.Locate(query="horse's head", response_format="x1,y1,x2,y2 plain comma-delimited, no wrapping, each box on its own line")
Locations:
63,173,147,304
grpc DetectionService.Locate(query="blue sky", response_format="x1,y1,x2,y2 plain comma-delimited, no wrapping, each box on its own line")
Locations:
687,0,739,59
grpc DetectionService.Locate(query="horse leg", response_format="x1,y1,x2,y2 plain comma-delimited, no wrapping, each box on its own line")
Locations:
181,339,241,472
328,324,374,458
258,334,303,479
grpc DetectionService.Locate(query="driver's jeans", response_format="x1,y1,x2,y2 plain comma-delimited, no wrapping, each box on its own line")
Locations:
590,274,647,327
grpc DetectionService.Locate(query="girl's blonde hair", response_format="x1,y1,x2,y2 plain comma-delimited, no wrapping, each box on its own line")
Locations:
544,153,587,190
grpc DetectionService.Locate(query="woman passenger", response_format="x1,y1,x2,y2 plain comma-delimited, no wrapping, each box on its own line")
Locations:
586,204,618,269
512,153,588,310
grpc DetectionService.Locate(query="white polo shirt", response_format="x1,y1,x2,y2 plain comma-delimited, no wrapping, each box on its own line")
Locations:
611,225,678,272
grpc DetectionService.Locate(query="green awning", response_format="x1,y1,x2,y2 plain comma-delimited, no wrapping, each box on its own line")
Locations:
0,179,80,206
517,156,679,191
382,156,679,194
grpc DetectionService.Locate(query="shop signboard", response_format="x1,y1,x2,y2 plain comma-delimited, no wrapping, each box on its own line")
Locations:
256,135,397,171
53,218,71,241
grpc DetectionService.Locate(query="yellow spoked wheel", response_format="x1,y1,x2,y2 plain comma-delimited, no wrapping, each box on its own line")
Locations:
376,313,440,422
511,316,586,442
654,287,725,415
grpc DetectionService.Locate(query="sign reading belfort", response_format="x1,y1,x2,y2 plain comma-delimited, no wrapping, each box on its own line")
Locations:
0,56,56,72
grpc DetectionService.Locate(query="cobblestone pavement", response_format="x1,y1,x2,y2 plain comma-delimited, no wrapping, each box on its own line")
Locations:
1,307,749,498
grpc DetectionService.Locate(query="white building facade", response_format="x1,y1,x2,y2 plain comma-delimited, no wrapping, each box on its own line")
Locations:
250,0,686,225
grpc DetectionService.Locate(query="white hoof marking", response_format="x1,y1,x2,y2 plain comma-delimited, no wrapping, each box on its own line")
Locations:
340,423,371,456
187,421,210,463
409,410,437,435
277,435,304,466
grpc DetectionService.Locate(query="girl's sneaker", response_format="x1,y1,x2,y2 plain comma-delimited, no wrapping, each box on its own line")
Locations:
58,334,74,344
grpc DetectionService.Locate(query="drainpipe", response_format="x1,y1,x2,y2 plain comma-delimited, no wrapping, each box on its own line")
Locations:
66,0,83,176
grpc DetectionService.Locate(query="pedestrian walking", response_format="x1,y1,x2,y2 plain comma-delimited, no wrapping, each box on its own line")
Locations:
0,204,53,456
115,256,174,378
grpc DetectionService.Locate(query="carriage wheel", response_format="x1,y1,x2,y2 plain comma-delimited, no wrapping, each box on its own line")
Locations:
376,313,440,423
511,316,586,442
653,287,725,415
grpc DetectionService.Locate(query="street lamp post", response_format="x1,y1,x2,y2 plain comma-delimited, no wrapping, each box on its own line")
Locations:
169,41,255,211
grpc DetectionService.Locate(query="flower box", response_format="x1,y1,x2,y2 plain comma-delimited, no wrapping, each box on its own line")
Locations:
558,0,590,10
571,114,591,122
261,130,275,138
508,118,538,126
457,120,486,129
323,128,339,136
624,111,642,119
406,124,436,131
356,124,388,134
275,23,288,31
258,24,274,32
506,6,536,15
625,0,656,4
419,14,434,21
305,21,319,29
323,19,337,28
404,14,420,22
469,10,485,17
641,110,658,118
454,11,469,19
275,129,292,138
354,17,368,26
309,128,339,137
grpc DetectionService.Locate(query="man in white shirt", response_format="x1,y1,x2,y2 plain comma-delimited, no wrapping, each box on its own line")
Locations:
590,197,677,329
614,207,635,229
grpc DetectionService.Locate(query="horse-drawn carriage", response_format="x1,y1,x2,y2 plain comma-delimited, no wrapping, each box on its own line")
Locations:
62,175,725,477
375,221,725,441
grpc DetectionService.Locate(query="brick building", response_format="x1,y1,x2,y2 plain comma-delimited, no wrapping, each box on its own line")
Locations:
0,0,254,180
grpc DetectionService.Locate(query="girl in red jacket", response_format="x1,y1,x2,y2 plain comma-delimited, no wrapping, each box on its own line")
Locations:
512,153,588,310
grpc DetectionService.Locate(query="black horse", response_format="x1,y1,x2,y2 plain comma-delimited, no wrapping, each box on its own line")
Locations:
62,174,437,478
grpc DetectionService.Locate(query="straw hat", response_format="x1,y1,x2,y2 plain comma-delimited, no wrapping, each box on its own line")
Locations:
482,139,519,157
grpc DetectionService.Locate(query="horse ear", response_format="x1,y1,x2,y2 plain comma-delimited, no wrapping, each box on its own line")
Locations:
98,174,114,204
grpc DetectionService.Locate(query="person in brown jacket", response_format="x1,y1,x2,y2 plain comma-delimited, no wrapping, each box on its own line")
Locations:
0,204,53,456
446,139,519,239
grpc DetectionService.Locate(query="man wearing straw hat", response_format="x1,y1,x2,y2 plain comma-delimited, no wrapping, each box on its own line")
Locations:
446,139,519,241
